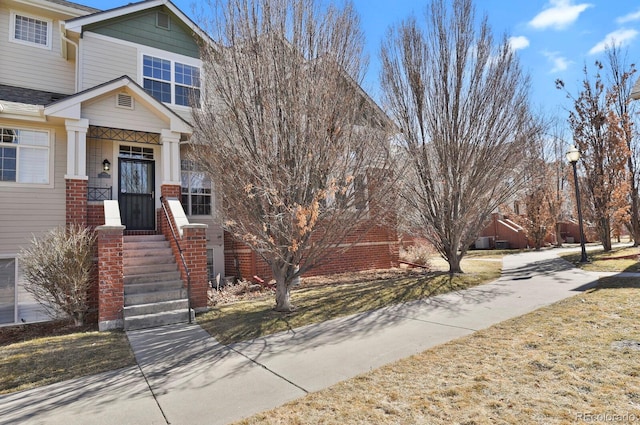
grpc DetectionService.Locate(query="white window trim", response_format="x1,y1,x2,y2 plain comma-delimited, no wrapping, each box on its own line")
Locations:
138,49,202,109
0,127,54,188
181,161,213,217
9,11,52,50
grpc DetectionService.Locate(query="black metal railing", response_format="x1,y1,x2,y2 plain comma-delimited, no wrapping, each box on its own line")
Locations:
88,186,112,201
160,196,192,324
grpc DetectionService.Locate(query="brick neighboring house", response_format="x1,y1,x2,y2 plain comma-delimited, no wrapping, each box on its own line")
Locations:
0,0,398,330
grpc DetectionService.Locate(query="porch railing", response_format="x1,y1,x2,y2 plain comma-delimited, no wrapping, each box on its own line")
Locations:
160,196,192,324
88,186,112,201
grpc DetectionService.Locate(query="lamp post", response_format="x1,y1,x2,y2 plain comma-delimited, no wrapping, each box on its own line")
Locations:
566,145,588,263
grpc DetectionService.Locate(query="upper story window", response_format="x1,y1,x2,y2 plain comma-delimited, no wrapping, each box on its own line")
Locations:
10,12,52,50
0,128,50,184
143,55,201,107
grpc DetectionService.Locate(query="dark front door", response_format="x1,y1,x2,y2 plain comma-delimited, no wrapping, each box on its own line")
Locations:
119,158,155,230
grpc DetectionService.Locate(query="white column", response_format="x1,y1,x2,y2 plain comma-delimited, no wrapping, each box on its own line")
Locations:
64,118,89,180
160,129,182,185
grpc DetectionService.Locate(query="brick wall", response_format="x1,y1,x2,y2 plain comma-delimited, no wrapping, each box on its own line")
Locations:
87,204,105,228
183,226,208,309
96,225,125,330
223,219,399,281
66,179,88,226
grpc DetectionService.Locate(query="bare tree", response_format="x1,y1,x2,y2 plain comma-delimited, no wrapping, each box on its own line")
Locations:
557,61,630,251
191,0,396,311
381,0,540,273
605,46,639,245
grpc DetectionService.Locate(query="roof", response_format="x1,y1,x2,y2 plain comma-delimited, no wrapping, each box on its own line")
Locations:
0,84,70,106
45,0,100,13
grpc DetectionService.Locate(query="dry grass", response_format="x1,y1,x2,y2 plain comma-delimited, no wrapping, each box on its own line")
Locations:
0,324,135,395
237,279,640,424
199,261,501,345
561,246,640,272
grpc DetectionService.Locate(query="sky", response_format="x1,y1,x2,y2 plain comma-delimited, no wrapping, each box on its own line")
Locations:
80,0,640,118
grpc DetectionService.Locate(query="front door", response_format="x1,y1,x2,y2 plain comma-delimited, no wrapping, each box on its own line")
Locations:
119,158,155,230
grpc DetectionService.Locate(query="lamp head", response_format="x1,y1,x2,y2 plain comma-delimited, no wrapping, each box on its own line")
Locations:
566,145,580,164
102,159,111,172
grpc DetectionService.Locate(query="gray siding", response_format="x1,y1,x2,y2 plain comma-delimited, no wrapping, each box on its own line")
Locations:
80,33,137,90
0,5,75,95
0,123,67,256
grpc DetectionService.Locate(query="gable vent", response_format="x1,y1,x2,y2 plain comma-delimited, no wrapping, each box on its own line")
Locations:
156,12,170,30
116,93,134,110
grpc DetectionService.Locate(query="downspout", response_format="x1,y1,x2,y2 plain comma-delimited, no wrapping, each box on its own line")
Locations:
59,22,79,92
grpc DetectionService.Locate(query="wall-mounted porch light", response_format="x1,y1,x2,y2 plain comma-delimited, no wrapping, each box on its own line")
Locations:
102,159,111,172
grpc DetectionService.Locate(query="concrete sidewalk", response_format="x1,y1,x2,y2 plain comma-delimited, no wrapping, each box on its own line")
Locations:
0,249,616,425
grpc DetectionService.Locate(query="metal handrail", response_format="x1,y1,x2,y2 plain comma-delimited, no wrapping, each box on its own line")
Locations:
160,196,192,324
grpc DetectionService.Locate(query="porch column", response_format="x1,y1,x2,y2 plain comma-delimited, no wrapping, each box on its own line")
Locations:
65,119,89,226
160,129,182,186
96,224,125,330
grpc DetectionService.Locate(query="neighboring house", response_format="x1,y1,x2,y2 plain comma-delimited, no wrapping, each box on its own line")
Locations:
0,0,398,329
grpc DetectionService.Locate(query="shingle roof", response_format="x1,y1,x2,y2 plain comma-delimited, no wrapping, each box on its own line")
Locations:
0,85,70,106
44,0,101,13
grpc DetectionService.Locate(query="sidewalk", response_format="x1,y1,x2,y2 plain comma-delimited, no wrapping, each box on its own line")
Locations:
0,249,615,425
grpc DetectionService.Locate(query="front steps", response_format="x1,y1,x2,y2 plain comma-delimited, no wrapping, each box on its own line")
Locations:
123,234,192,331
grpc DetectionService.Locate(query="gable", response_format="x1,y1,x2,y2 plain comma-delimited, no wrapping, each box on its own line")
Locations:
84,6,200,58
81,89,169,134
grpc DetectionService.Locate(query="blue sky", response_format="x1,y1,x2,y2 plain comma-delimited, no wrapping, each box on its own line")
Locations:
81,0,640,114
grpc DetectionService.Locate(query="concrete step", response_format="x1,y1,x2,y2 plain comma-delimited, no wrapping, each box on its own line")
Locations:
125,288,187,306
123,299,188,317
124,280,184,295
124,240,171,251
124,254,176,267
124,235,166,243
124,247,174,259
124,309,193,331
124,263,178,276
124,271,182,285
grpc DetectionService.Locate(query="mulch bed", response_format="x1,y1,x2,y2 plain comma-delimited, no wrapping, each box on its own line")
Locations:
0,319,97,346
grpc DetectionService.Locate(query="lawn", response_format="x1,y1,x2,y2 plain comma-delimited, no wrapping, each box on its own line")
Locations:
236,278,640,424
198,259,502,345
0,259,500,395
0,321,135,395
560,245,640,272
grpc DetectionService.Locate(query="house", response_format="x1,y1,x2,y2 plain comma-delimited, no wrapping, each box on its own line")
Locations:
0,0,398,330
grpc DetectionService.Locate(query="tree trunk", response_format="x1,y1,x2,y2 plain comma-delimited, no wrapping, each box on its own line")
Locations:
630,188,640,246
555,221,563,247
273,268,294,312
600,217,612,251
446,250,463,274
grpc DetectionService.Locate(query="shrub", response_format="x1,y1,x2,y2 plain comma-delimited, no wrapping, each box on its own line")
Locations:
19,225,96,326
399,244,433,268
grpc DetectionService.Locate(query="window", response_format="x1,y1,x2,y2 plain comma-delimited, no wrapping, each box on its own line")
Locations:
10,12,51,49
0,128,50,184
143,55,201,107
181,160,212,216
207,248,217,285
0,259,16,324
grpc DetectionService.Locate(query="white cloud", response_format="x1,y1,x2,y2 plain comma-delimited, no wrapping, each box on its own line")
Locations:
542,51,571,73
529,0,593,30
508,36,530,51
617,9,640,24
588,28,639,54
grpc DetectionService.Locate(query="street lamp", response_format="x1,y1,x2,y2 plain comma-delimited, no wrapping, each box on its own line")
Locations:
566,145,588,263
